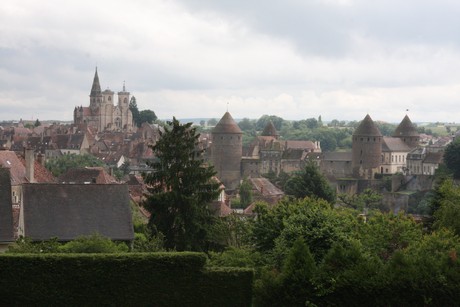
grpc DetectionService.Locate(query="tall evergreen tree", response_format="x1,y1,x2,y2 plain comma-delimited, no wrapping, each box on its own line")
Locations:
143,117,221,251
129,96,141,127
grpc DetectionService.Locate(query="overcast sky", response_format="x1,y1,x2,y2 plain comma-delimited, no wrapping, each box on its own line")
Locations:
1,0,460,123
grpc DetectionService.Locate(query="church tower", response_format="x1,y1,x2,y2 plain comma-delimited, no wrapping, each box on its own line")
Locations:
211,112,243,191
393,115,419,149
90,68,102,111
352,114,382,179
117,82,133,131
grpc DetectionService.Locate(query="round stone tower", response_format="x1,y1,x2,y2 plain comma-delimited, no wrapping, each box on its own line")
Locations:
392,115,419,149
352,114,382,179
211,112,243,191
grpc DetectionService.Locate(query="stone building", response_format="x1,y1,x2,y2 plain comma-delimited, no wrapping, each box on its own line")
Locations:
210,112,243,191
352,114,383,179
74,68,134,132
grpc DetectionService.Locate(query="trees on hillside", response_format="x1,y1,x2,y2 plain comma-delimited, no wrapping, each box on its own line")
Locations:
143,117,221,251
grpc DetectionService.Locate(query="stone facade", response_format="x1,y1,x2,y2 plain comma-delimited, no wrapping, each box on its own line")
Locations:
211,112,243,191
74,68,134,133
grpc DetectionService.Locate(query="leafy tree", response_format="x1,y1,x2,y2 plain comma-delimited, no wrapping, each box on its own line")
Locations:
143,117,221,251
34,119,41,127
305,117,318,129
338,188,382,212
357,212,422,261
207,118,218,126
443,139,460,178
129,96,141,127
284,161,336,204
432,179,460,235
45,153,105,177
239,178,253,207
238,118,256,132
138,109,157,125
199,120,205,127
256,115,284,131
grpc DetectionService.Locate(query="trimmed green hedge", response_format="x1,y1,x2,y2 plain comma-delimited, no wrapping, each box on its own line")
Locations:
0,252,253,306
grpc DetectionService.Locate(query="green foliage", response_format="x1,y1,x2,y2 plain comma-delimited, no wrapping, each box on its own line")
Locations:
256,115,284,131
207,118,218,126
34,118,41,127
338,188,383,211
129,96,141,127
357,212,422,261
7,237,61,253
284,161,336,203
443,139,460,179
59,234,129,253
432,179,460,235
45,153,105,177
239,178,253,207
0,253,253,306
208,247,262,268
138,109,157,125
143,117,221,251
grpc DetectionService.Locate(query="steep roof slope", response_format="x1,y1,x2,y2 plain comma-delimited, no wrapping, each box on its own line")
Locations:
353,114,382,137
22,184,134,241
212,112,242,134
393,115,419,137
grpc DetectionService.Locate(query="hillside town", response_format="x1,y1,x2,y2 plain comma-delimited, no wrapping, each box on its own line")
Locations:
1,69,460,305
0,69,455,244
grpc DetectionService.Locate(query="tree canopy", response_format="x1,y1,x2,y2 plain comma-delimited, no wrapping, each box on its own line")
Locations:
143,117,221,251
443,139,460,179
45,154,105,177
284,161,336,203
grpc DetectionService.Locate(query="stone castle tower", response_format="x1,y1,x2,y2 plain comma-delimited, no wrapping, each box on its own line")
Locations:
392,115,420,149
352,114,382,179
74,68,134,132
211,112,243,191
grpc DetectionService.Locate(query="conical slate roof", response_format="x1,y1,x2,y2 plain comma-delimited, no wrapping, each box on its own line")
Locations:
261,121,279,137
393,115,419,137
353,114,382,136
213,112,242,134
90,68,102,96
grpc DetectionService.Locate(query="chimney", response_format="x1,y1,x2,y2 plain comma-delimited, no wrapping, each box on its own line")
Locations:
25,147,35,183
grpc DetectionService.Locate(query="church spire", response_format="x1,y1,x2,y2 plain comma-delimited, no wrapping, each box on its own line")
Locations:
90,67,102,97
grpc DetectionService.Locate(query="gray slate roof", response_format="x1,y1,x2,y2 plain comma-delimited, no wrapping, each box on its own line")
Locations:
0,168,14,242
22,183,134,241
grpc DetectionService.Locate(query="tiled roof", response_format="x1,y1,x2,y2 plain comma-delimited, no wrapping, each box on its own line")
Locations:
424,152,443,164
284,140,316,150
249,178,284,196
354,114,382,137
261,121,279,137
0,168,14,241
22,183,134,241
0,150,26,185
58,167,117,184
322,152,352,161
212,112,242,134
382,137,412,152
393,115,419,137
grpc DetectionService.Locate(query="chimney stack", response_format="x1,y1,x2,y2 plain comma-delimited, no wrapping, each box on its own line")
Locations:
25,147,35,183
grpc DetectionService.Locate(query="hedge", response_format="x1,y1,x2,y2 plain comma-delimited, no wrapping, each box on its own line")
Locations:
0,252,253,306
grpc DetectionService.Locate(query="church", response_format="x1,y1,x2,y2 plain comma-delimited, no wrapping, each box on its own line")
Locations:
74,68,134,132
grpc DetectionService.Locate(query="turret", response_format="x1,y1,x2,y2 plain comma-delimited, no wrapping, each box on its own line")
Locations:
90,67,102,110
211,112,243,191
261,121,279,139
352,114,382,179
393,115,419,149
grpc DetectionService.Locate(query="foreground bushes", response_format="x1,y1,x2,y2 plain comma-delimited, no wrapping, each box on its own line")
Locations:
0,253,253,306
